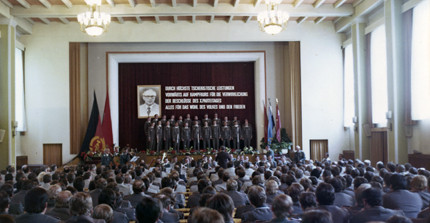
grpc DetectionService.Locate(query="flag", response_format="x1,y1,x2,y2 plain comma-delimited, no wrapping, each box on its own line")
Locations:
263,100,268,142
102,93,113,151
267,100,275,145
276,99,281,142
80,92,102,157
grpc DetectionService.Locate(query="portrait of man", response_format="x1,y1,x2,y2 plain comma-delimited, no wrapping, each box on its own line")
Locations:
137,85,161,118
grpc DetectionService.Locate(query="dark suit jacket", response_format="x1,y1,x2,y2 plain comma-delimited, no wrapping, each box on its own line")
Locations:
235,204,254,219
350,206,405,223
15,213,60,223
112,210,128,223
46,207,71,221
417,191,430,209
160,210,179,223
89,188,102,207
334,192,354,207
65,215,105,223
223,190,248,208
116,206,136,221
269,217,300,223
266,191,283,205
186,192,200,208
124,193,148,208
10,190,27,215
215,152,231,169
242,206,273,223
383,189,422,218
316,205,349,223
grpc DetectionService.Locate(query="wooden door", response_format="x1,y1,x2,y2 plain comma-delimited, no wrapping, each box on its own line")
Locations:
310,139,328,161
370,129,388,165
43,144,62,167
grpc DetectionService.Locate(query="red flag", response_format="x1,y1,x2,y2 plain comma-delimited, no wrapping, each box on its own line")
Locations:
89,113,106,153
263,100,268,142
102,93,114,151
276,99,281,142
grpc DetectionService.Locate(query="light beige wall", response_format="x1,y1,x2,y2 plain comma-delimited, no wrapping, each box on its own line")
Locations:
18,20,349,164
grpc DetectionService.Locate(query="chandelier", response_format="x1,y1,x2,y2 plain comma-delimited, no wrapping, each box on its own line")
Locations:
257,0,289,35
77,0,111,37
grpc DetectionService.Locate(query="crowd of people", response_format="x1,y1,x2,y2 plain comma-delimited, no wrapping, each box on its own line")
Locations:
144,114,253,152
0,150,429,223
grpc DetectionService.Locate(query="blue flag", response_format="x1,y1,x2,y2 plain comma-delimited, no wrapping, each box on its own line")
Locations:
267,102,275,145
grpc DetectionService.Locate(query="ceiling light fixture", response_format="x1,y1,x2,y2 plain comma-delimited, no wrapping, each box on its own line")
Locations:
77,0,111,37
257,0,289,35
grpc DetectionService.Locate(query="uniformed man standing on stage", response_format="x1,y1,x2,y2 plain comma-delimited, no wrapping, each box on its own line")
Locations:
192,120,201,150
177,115,184,128
160,115,168,126
213,113,221,126
144,117,152,136
163,121,172,150
120,148,131,165
231,120,241,150
181,122,191,149
101,148,113,166
169,115,176,127
221,121,231,148
156,120,163,153
148,122,156,150
184,114,192,127
222,116,230,126
172,122,181,151
202,114,211,126
242,119,253,148
202,121,212,150
211,120,221,150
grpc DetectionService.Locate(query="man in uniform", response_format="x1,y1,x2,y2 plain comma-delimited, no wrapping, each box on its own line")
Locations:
181,122,191,149
101,148,113,167
192,120,201,151
147,122,156,151
242,119,253,148
120,148,131,165
202,114,211,126
163,121,172,150
160,115,168,126
222,116,230,127
168,115,176,127
213,113,221,126
231,120,241,150
211,120,221,150
156,121,163,153
202,121,212,150
221,121,231,148
172,122,181,152
184,114,192,127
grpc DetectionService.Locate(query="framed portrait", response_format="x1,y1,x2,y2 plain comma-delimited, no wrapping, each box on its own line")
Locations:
137,85,162,119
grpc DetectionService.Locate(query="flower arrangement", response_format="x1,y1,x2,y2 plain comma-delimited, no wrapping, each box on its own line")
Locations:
80,150,101,162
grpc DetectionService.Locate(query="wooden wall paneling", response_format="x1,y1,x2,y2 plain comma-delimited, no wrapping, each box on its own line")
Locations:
16,156,28,169
70,43,81,154
43,143,62,167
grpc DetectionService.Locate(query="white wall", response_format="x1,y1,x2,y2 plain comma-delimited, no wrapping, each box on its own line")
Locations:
18,20,348,164
410,120,430,154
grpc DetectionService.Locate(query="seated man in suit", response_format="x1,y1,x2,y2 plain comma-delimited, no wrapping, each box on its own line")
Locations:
66,192,104,223
314,183,349,223
383,173,422,218
46,191,73,221
207,193,235,223
351,187,405,223
15,187,60,223
124,180,148,208
241,185,273,222
222,179,248,208
270,194,300,223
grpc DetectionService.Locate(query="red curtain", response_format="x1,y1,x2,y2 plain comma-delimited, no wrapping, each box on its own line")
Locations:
118,62,256,149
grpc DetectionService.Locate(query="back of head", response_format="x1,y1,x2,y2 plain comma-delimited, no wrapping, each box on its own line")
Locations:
265,180,279,195
328,177,343,193
136,196,162,223
0,214,14,223
300,192,317,210
315,183,335,205
206,193,234,222
288,183,304,202
93,204,113,223
354,183,371,205
390,174,407,190
132,180,146,194
410,175,427,192
188,207,225,223
247,185,266,207
55,191,72,208
24,187,49,213
226,179,238,191
272,194,293,218
386,215,413,223
197,179,210,194
302,210,333,223
70,192,93,216
0,191,10,213
98,188,117,208
362,187,382,207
